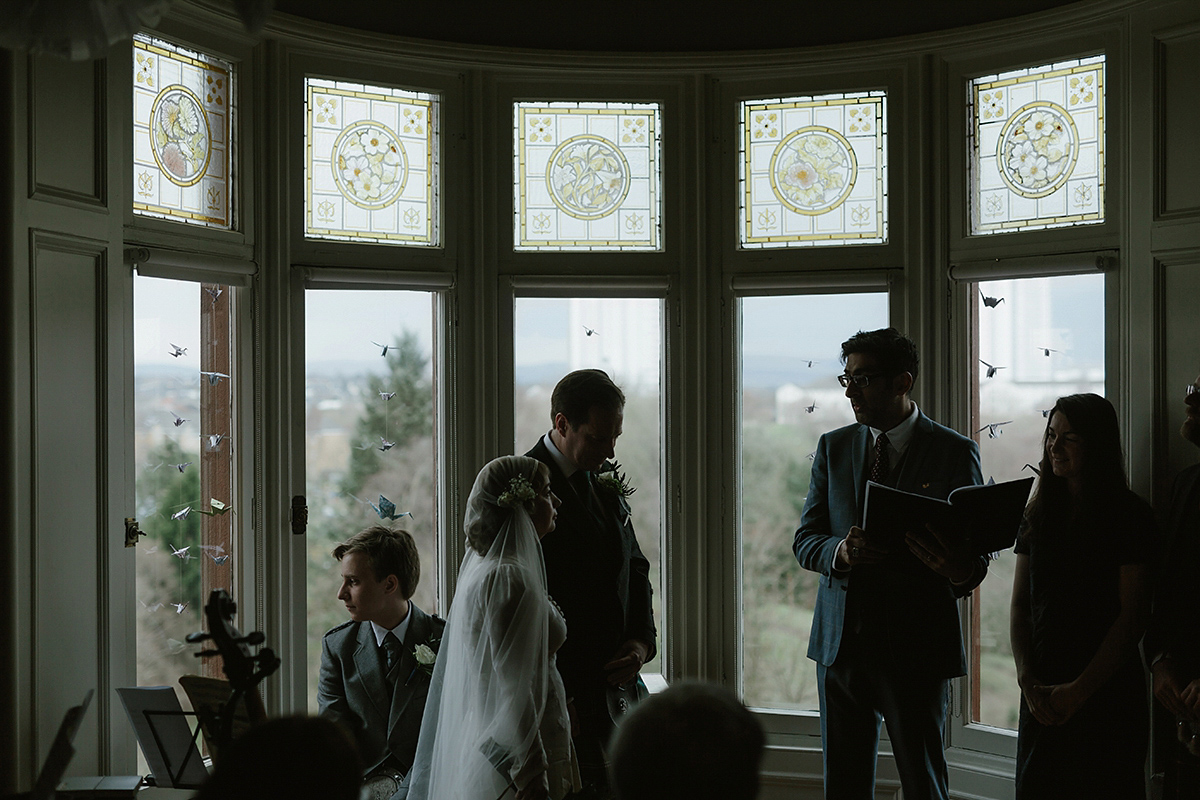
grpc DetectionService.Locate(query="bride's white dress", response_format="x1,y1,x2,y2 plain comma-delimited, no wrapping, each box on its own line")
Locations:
405,457,581,800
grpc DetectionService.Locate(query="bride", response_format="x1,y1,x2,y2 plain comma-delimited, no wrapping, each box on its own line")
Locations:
406,456,581,800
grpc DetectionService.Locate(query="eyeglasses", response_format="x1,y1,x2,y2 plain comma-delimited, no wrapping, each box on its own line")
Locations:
838,373,888,388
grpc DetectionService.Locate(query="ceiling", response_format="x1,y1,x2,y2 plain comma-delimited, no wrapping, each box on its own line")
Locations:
269,0,1088,52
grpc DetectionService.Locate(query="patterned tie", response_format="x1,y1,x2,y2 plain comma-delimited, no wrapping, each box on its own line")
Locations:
870,432,891,484
382,632,402,688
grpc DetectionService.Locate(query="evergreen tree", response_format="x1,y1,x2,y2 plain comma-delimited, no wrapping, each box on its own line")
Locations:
340,331,432,497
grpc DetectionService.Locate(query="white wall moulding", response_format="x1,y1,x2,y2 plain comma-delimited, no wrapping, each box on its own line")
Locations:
949,249,1116,281
125,246,255,286
1155,27,1200,218
29,56,106,207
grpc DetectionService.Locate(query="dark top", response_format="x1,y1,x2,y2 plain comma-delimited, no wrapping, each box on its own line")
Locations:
1015,490,1155,694
1145,462,1200,672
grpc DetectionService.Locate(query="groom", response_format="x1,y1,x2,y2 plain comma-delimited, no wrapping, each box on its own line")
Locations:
319,526,444,800
527,369,657,799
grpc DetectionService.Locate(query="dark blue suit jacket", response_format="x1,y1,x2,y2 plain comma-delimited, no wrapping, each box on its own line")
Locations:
794,411,985,678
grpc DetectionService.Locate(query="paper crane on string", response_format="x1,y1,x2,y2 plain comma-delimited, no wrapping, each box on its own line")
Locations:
378,390,396,452
170,412,188,427
976,421,1013,439
1036,347,1059,357
582,326,598,337
805,402,818,414
194,498,232,517
980,291,1004,308
173,462,193,473
204,287,222,303
200,371,230,386
170,507,192,522
371,340,394,356
204,433,226,452
980,359,1005,379
169,543,191,560
169,343,188,358
351,493,413,521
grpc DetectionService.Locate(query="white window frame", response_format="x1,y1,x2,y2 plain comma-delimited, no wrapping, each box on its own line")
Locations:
726,270,898,743
498,274,677,686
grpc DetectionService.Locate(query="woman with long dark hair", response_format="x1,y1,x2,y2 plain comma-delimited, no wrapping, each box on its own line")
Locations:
1010,393,1154,798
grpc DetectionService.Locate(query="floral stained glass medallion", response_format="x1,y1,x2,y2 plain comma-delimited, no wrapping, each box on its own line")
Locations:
514,102,661,251
306,79,439,246
740,91,887,248
133,34,233,229
969,55,1105,234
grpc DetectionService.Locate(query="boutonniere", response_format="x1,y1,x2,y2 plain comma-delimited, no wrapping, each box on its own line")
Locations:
596,462,636,499
406,636,440,684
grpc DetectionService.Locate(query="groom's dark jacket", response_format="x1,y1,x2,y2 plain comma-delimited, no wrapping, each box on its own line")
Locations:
318,603,445,775
527,436,657,703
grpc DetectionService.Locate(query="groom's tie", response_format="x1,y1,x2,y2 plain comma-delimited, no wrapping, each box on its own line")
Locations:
571,470,596,515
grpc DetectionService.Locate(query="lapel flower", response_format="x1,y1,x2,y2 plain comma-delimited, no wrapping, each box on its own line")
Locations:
596,461,636,499
409,636,440,680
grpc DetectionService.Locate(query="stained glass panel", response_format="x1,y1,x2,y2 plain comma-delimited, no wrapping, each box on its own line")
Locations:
969,55,1105,235
133,34,233,229
513,102,662,251
306,79,440,246
740,91,888,248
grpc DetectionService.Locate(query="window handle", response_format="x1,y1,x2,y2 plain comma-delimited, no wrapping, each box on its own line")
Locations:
291,496,308,536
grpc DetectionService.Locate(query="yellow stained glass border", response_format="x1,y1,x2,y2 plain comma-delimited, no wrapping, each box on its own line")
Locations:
305,79,439,247
514,102,662,252
969,56,1105,235
132,35,233,229
740,92,888,248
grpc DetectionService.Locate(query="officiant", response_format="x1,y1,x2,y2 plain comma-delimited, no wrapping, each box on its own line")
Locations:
793,327,985,800
526,369,657,800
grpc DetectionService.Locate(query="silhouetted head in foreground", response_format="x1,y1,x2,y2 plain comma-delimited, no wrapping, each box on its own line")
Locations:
195,715,362,800
610,682,765,800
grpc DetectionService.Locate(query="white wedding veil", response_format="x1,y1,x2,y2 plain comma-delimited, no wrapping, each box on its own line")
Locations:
406,455,551,799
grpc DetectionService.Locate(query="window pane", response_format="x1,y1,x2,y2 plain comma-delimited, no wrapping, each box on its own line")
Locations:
740,91,888,248
971,273,1105,728
514,298,664,673
305,290,440,710
134,276,238,712
133,34,234,229
969,55,1105,235
739,292,888,710
513,102,662,251
305,78,440,246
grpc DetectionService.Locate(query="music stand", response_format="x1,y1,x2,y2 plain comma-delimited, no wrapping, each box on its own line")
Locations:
116,686,208,789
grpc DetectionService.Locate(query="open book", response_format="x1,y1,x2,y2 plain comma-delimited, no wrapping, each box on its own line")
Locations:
862,476,1034,556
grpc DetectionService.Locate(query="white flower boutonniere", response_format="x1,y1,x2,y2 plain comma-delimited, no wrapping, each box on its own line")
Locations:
408,637,440,682
596,462,637,499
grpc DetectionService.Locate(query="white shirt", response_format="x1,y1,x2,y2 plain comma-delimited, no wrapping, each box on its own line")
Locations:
868,402,920,466
831,403,920,573
370,607,412,648
542,431,581,479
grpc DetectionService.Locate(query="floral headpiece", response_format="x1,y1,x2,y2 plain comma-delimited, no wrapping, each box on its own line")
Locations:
497,475,536,509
